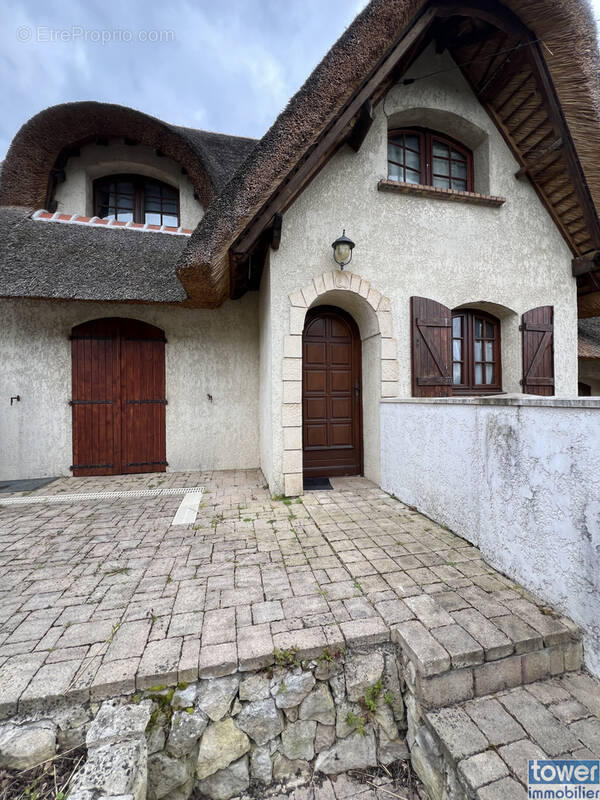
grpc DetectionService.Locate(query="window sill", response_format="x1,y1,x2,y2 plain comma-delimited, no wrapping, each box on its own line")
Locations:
378,179,506,207
452,389,504,396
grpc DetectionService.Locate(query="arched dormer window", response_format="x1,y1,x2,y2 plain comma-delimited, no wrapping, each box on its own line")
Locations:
388,128,473,192
94,174,179,226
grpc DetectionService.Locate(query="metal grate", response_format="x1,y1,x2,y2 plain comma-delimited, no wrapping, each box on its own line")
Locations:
0,486,204,506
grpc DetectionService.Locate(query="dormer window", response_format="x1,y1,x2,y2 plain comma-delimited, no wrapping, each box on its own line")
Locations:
94,175,179,226
388,129,473,192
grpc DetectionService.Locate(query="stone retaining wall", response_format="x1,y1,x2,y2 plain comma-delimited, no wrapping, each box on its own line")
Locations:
0,645,409,800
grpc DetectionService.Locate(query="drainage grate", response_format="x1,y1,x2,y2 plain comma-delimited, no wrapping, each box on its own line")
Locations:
0,486,205,506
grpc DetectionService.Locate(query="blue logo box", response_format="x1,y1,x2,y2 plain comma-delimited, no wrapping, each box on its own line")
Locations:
529,760,600,785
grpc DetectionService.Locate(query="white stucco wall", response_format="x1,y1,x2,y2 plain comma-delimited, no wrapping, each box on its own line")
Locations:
380,396,600,677
53,140,203,229
262,45,578,493
0,297,259,480
259,259,274,489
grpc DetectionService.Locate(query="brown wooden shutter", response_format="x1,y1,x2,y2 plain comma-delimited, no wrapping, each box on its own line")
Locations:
521,305,554,395
411,296,452,397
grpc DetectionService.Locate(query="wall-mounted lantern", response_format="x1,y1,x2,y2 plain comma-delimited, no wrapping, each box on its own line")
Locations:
331,230,355,269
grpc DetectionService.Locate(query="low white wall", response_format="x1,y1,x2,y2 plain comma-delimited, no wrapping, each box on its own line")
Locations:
380,396,600,677
0,297,259,480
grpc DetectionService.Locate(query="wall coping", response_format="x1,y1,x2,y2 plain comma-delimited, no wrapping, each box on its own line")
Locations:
380,393,600,409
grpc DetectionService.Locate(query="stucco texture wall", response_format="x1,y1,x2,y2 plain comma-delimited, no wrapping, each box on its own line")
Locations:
54,141,203,229
263,45,578,493
0,297,259,480
380,397,600,677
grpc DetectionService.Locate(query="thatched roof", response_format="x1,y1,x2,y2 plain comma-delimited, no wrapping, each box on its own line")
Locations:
579,317,600,359
0,102,257,211
1,0,599,308
178,0,600,307
0,206,187,303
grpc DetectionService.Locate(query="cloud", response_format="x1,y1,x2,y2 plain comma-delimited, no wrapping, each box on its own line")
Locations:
1,0,599,158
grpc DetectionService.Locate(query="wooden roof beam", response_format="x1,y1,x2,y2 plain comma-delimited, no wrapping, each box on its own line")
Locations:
479,48,529,104
528,41,600,250
270,212,282,251
515,137,563,179
573,251,600,277
433,0,529,38
346,101,375,153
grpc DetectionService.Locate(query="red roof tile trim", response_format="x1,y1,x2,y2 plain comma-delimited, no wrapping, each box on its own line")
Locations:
32,210,193,236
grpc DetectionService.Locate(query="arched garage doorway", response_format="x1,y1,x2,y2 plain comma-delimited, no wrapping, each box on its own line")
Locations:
71,317,167,476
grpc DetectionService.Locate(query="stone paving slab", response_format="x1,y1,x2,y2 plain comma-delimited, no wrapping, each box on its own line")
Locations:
426,671,600,798
0,469,584,715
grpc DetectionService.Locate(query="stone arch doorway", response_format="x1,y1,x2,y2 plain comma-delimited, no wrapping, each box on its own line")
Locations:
70,317,167,476
283,270,399,495
302,306,363,478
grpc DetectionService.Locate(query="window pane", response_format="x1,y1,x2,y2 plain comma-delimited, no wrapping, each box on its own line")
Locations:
145,212,161,225
163,199,178,214
405,149,420,170
433,158,450,176
475,364,483,384
485,341,493,361
485,365,494,384
144,182,161,197
433,140,449,157
451,149,466,162
453,363,462,384
405,135,420,151
475,319,483,337
405,168,421,184
115,210,133,222
388,162,402,181
453,161,467,179
453,317,462,337
388,144,404,163
485,321,495,338
433,176,450,189
145,199,161,212
451,179,467,192
474,341,482,361
163,214,179,227
453,340,462,360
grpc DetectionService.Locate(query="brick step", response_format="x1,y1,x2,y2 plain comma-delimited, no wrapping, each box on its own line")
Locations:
416,671,600,799
391,596,583,709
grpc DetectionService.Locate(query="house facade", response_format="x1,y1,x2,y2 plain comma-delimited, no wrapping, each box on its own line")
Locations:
1,0,600,496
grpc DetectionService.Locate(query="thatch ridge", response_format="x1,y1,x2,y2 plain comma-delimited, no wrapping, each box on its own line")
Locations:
0,102,258,212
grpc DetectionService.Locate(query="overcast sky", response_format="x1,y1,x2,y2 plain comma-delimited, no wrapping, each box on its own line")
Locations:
1,0,600,159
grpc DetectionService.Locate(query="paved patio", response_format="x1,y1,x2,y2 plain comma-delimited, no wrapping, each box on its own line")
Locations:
0,469,583,717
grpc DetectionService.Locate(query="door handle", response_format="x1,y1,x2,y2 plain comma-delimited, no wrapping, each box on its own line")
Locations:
354,381,360,398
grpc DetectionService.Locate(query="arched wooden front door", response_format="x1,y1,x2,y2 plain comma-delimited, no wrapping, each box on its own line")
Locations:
71,318,167,477
302,306,363,478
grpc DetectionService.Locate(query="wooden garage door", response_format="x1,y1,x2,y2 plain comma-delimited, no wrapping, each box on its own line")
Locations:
71,318,167,477
302,306,362,478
